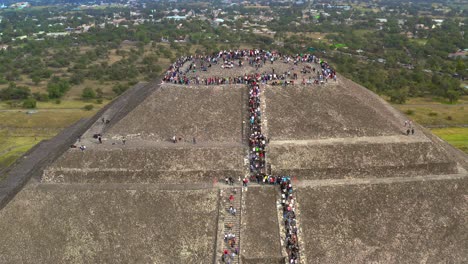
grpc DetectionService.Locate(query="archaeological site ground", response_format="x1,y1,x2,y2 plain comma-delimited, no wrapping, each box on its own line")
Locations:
0,52,466,264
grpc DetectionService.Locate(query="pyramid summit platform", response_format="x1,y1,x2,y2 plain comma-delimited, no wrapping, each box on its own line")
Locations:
0,51,466,264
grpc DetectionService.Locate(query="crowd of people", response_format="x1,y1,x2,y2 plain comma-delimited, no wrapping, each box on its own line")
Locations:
161,49,337,86
247,76,300,262
245,69,300,263
246,174,300,263
279,176,300,263
222,190,240,264
168,49,307,263
248,80,267,181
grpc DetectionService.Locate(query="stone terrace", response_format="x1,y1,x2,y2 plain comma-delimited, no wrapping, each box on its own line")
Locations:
265,81,459,179
0,185,218,264
108,85,246,143
296,176,468,264
43,83,248,185
265,81,403,140
44,146,244,184
269,139,457,179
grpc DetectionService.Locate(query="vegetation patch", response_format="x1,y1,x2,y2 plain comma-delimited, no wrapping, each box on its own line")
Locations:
431,127,468,153
395,104,468,126
0,109,98,171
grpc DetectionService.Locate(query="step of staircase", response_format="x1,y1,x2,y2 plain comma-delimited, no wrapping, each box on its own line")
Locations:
219,187,242,264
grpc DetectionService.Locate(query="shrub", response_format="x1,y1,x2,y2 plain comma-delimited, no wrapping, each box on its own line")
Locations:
83,104,94,111
0,83,31,100
81,87,96,100
55,99,61,104
447,115,453,121
22,98,37,109
428,112,438,116
112,83,129,95
96,99,103,104
7,101,22,108
32,92,49,102
405,109,415,115
47,78,71,99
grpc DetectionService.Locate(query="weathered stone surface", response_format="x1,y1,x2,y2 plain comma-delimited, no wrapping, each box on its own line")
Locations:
43,169,242,184
269,140,457,179
0,185,218,263
265,83,403,140
241,187,283,262
44,146,245,184
108,85,246,143
297,177,468,264
52,147,243,171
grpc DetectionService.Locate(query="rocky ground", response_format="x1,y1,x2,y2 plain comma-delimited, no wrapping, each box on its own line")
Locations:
297,177,468,264
241,186,283,261
0,186,218,264
108,85,246,143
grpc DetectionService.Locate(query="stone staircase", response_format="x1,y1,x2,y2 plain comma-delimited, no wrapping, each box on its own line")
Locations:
220,187,242,264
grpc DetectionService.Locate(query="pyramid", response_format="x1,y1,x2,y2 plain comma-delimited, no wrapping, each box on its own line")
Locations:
0,52,466,263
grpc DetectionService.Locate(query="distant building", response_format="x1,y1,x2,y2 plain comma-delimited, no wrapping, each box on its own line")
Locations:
415,24,429,30
376,18,387,23
13,35,28,41
448,51,467,59
45,32,69,38
165,15,187,20
10,2,30,9
432,19,444,27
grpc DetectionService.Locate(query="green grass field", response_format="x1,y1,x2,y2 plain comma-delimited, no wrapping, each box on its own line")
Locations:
0,102,102,174
0,136,49,177
393,96,468,126
431,127,468,154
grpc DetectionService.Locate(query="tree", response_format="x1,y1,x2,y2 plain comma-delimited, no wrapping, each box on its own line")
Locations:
446,89,460,104
0,83,31,100
389,88,409,104
32,92,49,102
81,87,96,100
32,76,41,86
22,98,37,109
456,59,466,77
47,78,71,99
70,71,85,85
